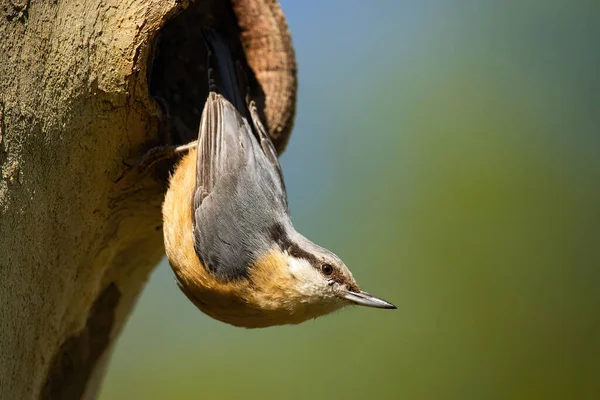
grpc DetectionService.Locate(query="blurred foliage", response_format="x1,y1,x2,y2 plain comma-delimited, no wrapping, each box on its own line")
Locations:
101,1,600,399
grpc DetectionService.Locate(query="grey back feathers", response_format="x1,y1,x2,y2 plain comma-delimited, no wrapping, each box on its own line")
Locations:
193,32,289,280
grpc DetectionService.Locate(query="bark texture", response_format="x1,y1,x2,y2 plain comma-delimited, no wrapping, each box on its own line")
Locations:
0,1,297,399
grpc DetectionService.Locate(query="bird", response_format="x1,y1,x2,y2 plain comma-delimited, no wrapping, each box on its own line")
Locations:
161,31,395,328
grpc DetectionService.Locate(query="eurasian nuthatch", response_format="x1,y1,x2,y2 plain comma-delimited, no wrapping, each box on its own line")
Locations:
161,31,395,328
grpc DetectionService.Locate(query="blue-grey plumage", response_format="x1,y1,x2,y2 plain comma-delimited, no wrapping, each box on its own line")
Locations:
192,91,289,280
161,31,395,328
193,31,289,281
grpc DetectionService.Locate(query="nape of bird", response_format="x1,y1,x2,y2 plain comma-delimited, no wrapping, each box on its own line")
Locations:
162,31,395,328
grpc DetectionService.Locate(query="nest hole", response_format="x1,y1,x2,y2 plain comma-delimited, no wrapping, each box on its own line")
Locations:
148,0,255,147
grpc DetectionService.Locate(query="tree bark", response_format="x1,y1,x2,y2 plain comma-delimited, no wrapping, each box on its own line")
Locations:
0,1,296,399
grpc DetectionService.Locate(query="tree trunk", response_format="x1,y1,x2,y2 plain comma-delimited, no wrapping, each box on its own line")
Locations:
0,1,296,398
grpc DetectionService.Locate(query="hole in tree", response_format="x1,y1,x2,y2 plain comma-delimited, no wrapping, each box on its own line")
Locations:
148,0,264,147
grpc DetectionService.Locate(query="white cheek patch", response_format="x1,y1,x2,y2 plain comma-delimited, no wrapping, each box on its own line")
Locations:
287,257,326,296
288,257,310,278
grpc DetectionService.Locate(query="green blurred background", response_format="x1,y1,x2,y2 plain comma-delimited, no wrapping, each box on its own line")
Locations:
100,1,600,399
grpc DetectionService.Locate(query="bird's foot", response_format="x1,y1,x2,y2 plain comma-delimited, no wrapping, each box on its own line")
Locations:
115,141,197,183
136,141,198,172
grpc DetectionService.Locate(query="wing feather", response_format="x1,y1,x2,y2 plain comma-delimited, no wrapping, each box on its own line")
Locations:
191,31,290,280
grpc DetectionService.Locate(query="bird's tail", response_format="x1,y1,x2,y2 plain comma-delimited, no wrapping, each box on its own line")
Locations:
202,29,247,116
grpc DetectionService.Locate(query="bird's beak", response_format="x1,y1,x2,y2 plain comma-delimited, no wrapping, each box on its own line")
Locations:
343,290,396,309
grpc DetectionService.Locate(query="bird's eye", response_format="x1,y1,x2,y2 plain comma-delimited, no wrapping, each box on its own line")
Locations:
321,264,334,275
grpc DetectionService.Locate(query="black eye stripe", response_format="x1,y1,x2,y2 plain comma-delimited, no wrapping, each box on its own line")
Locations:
269,223,320,264
285,243,320,266
269,223,343,279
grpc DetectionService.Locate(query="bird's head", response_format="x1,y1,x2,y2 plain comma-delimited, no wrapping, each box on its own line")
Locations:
241,227,396,327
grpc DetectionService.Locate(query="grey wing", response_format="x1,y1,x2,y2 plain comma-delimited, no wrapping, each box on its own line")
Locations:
198,29,287,207
192,93,289,280
248,99,288,207
193,92,239,210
